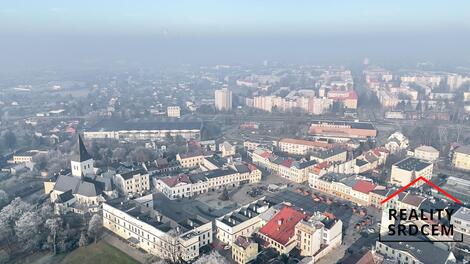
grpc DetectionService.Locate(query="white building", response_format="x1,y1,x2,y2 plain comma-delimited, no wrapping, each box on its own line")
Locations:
215,198,273,245
167,106,181,118
219,141,236,157
103,196,213,262
414,145,439,162
390,157,433,186
215,88,233,111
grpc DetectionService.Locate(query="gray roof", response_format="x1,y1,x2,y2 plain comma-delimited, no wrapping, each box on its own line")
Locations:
57,190,74,203
295,160,317,169
311,147,346,159
119,168,147,180
455,145,470,155
75,178,105,197
192,168,237,179
379,235,452,264
394,157,431,171
234,164,250,174
453,207,470,221
53,175,104,197
54,175,81,193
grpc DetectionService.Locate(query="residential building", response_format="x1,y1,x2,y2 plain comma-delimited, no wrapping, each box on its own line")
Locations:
155,164,262,200
452,145,470,171
451,207,470,238
114,168,150,197
384,132,409,154
390,157,433,186
296,212,342,261
232,236,258,264
216,198,273,245
310,148,348,163
414,145,439,162
309,173,378,206
220,141,236,157
252,148,316,183
257,206,309,254
176,152,205,168
215,88,232,111
167,106,181,118
278,138,333,155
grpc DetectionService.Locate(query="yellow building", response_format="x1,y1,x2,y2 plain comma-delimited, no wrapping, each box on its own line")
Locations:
453,145,470,171
176,153,205,168
231,236,258,264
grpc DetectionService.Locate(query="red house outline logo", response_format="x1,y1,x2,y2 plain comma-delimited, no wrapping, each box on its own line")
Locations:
380,176,463,205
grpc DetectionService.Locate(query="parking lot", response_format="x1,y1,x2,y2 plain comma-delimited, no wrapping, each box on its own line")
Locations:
193,171,383,263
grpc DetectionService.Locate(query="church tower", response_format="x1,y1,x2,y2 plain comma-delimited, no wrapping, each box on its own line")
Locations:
71,134,94,177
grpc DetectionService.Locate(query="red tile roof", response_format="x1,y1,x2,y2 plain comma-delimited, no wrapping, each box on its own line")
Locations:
260,151,272,159
259,207,309,246
161,174,191,187
281,159,294,168
352,180,376,194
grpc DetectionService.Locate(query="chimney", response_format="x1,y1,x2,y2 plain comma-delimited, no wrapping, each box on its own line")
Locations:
278,219,283,226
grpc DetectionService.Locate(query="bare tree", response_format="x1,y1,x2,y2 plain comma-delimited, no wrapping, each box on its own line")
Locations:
0,190,9,209
193,251,229,264
78,232,88,247
46,217,63,255
87,213,102,243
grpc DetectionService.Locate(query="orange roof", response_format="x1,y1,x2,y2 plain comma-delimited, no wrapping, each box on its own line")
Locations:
352,180,376,194
259,207,309,245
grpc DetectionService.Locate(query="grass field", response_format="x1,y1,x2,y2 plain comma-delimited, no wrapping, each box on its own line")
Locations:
60,241,139,264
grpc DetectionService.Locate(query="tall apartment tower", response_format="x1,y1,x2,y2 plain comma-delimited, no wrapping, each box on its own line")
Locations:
214,88,232,111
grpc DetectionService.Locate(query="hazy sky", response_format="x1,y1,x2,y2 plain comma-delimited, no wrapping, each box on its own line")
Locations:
1,1,469,70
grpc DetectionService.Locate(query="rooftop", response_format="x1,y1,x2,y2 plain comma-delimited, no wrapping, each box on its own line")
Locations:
279,138,333,149
453,207,470,221
455,145,470,155
310,120,375,130
379,235,452,264
311,147,346,160
393,157,431,172
415,145,439,153
352,180,376,194
259,206,309,245
88,120,202,132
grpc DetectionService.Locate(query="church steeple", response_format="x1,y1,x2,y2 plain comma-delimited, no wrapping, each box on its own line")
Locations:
71,134,94,177
76,134,92,162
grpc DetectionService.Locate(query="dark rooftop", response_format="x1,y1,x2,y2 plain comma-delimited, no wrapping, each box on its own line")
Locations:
394,157,431,171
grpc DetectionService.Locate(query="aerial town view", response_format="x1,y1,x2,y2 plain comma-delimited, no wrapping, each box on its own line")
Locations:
0,1,470,264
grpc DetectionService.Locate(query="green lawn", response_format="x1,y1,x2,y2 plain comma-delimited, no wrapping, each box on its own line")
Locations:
60,241,140,264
